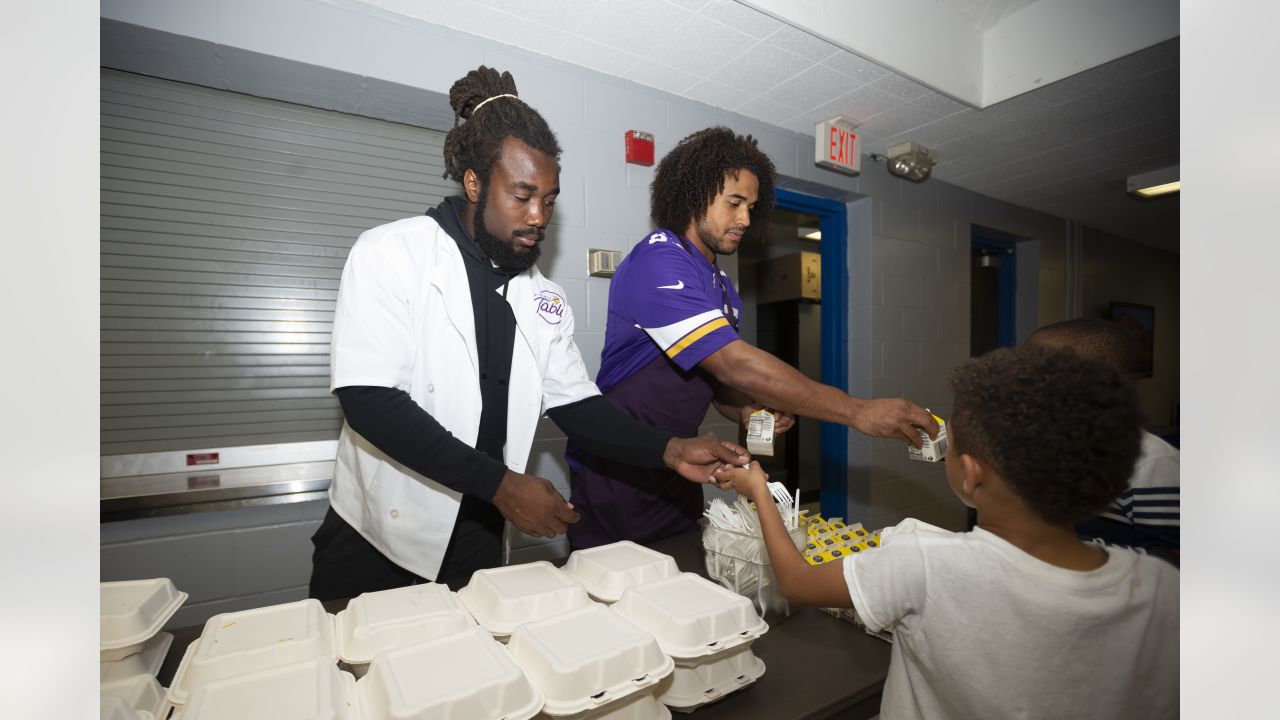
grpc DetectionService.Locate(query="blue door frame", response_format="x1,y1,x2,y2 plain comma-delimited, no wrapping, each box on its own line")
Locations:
774,188,849,518
971,227,1017,349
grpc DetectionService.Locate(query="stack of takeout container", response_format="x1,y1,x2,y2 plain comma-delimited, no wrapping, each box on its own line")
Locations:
507,604,674,719
165,598,355,718
561,541,680,604
101,578,187,719
334,583,475,677
612,573,768,713
457,561,597,642
357,624,544,720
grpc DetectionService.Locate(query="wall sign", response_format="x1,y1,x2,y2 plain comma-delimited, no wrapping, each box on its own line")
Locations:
814,116,860,175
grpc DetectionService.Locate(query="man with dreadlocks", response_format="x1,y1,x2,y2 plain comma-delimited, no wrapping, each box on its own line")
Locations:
313,68,749,599
566,127,940,549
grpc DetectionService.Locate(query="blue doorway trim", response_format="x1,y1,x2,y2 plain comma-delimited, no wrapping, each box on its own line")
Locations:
774,188,849,518
971,227,1017,349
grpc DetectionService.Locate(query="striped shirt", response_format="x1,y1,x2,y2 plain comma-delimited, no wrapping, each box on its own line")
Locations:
1077,430,1179,559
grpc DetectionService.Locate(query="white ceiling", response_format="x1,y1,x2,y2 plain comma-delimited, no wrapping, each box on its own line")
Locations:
357,0,1180,252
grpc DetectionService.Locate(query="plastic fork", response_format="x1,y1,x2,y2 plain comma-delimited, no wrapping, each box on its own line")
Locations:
767,481,793,508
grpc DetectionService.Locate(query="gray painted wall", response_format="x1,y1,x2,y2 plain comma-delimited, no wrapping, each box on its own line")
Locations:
99,0,1178,626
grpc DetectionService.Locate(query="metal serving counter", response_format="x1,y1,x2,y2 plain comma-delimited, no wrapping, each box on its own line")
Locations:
157,528,890,719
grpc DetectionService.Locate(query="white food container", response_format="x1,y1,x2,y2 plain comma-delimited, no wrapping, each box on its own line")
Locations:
457,561,595,640
101,695,154,720
357,625,543,720
167,598,336,705
536,692,672,720
335,583,474,674
611,573,767,662
101,579,188,661
170,657,357,720
101,631,173,682
506,604,674,717
561,541,680,604
656,645,765,713
101,673,167,720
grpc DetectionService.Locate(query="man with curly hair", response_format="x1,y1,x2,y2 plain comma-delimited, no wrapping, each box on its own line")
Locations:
566,127,938,549
313,68,749,599
1027,318,1180,563
717,346,1179,719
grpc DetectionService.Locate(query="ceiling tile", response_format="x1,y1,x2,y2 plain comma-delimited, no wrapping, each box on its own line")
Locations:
823,50,891,85
628,57,701,95
649,13,755,72
1148,66,1178,94
814,84,903,125
555,37,643,77
700,0,785,38
663,0,712,10
735,96,798,127
709,40,810,93
766,64,858,110
765,23,841,62
854,102,943,138
1120,37,1179,74
884,117,973,149
575,0,694,56
682,78,748,111
485,0,600,32
870,73,934,102
912,91,971,118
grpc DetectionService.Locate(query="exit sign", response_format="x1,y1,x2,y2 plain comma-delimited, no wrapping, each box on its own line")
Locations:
814,116,860,175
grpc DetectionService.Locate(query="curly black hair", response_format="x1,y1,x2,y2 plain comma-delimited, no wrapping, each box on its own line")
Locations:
1027,318,1142,376
650,127,776,243
949,346,1143,525
442,66,561,184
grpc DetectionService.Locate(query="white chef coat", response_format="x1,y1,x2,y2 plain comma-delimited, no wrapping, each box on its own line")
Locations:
328,215,600,580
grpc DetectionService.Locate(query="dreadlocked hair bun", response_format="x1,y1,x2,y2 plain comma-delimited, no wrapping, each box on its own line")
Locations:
442,65,561,184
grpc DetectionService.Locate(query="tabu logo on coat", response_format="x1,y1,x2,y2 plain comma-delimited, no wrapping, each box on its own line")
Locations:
535,290,565,325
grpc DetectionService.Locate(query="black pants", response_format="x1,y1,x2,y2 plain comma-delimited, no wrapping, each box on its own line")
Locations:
308,493,505,599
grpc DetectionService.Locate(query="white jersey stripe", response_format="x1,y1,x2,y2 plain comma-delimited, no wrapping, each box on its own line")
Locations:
643,309,725,350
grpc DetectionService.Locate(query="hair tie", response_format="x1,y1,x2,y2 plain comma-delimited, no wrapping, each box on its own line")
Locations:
471,93,519,116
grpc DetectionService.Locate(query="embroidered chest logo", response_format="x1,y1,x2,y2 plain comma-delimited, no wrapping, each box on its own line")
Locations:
535,290,565,325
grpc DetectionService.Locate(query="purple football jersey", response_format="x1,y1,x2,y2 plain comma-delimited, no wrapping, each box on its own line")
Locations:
566,229,742,550
595,229,742,392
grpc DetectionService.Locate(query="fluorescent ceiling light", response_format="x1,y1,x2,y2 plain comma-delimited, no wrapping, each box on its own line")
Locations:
1127,166,1179,198
799,227,821,241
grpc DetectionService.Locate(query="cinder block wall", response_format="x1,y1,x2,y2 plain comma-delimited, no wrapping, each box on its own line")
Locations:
99,0,1177,624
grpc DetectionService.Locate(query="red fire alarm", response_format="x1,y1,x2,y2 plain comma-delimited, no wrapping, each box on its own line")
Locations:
625,130,654,166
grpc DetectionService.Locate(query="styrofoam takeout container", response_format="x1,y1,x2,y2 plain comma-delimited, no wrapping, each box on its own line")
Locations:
101,631,173,682
101,673,167,719
507,604,674,717
536,691,672,720
457,561,595,639
335,583,474,669
357,625,543,720
561,541,680,603
101,695,153,720
611,573,767,662
101,579,188,661
656,645,765,713
170,656,357,720
167,598,336,705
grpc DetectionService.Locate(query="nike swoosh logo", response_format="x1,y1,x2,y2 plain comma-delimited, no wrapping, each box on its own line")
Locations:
657,280,684,290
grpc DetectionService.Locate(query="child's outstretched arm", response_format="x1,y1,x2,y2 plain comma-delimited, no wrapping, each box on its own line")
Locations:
715,462,854,609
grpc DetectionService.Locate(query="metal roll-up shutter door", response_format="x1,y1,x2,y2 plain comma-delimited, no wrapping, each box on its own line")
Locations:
101,68,454,456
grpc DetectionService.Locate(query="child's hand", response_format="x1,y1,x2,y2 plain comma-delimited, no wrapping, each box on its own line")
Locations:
714,461,769,500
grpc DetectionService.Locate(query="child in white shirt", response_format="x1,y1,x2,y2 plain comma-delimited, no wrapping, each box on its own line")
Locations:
716,347,1178,720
